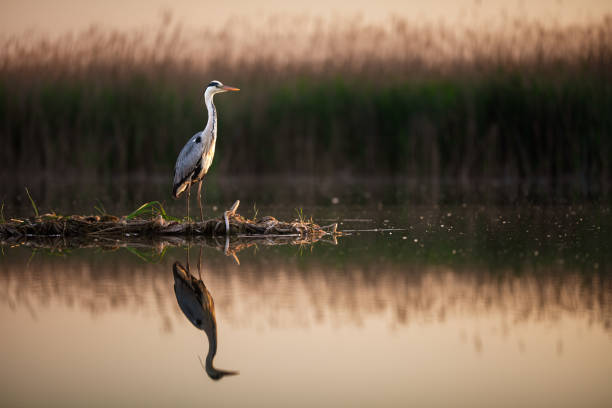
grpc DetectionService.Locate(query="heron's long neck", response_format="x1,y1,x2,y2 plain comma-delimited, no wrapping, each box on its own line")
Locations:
204,95,217,139
205,330,218,369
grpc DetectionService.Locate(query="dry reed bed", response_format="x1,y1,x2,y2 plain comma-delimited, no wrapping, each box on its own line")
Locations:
1,16,611,187
2,15,611,78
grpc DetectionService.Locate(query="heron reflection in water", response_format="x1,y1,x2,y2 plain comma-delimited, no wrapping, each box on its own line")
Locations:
172,249,238,380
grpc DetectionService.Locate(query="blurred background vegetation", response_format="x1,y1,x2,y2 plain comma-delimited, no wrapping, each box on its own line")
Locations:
1,15,611,197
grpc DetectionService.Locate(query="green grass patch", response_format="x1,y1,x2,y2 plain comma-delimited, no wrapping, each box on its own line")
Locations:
126,201,180,221
24,188,39,218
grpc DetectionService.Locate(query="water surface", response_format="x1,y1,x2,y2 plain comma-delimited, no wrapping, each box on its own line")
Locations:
1,198,611,407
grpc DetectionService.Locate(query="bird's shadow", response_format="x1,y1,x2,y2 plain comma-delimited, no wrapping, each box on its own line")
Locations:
172,246,239,381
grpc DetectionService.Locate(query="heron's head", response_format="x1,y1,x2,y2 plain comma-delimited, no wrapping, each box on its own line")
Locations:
199,355,239,381
205,80,240,97
207,367,240,381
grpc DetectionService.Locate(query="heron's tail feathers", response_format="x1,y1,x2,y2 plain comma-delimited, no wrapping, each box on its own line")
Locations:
172,181,187,199
172,261,190,281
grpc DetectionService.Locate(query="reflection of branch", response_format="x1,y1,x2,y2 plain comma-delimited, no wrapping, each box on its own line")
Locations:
1,233,337,262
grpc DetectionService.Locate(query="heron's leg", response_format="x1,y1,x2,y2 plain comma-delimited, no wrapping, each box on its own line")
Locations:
186,241,190,272
197,180,204,222
186,183,191,222
197,246,202,280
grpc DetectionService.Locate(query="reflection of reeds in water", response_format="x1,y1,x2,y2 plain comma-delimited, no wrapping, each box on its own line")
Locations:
0,16,611,191
1,257,610,333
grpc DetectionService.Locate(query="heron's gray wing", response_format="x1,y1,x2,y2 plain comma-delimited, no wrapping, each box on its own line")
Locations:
174,276,207,330
173,132,205,197
173,262,207,329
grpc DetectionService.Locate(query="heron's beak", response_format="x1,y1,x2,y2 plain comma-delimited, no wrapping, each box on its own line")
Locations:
221,85,240,91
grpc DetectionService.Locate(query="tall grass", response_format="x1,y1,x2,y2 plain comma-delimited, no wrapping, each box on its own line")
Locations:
0,15,611,194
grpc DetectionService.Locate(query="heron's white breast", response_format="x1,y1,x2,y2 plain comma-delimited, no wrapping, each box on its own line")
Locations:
202,143,216,172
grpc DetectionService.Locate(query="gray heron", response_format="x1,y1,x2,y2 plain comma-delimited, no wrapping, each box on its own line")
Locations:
172,80,239,221
172,258,238,380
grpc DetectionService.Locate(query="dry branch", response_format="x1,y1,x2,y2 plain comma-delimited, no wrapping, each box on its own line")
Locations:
0,201,338,243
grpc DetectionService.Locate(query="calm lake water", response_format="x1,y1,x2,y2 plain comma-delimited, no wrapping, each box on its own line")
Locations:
1,178,611,407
